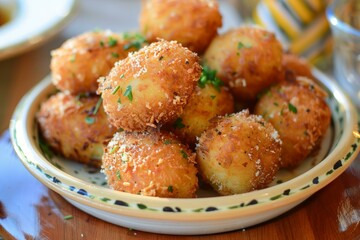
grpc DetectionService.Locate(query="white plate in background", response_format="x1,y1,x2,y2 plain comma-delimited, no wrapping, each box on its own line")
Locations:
0,0,78,60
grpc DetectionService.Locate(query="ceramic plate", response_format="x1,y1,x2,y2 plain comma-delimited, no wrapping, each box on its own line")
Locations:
0,0,78,60
10,69,360,235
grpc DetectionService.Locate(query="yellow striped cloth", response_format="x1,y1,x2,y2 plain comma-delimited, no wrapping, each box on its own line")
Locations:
253,0,332,67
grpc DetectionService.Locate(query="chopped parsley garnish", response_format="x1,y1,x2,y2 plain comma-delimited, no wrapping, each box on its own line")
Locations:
210,95,216,100
123,33,147,51
84,97,102,124
70,54,76,62
163,139,172,145
85,116,95,124
112,85,121,95
75,93,89,103
123,85,133,101
167,185,173,193
180,150,188,159
92,97,103,115
108,37,118,47
288,103,298,113
39,136,54,160
116,170,121,180
120,73,125,78
198,65,224,92
63,215,73,220
110,145,119,154
237,41,252,49
173,118,185,129
99,40,105,47
111,52,119,58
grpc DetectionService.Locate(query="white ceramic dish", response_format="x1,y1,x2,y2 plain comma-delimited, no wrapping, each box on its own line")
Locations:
0,0,78,60
10,69,360,235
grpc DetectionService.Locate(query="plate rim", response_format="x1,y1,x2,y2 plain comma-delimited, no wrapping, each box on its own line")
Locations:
10,70,360,222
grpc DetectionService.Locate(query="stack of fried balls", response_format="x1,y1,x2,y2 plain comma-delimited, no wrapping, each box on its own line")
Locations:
36,0,331,198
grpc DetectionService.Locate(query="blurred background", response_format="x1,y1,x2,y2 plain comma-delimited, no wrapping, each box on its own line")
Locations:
0,0,331,133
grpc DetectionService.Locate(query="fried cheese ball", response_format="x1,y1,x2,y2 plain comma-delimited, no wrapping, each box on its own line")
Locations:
196,110,282,195
36,92,117,167
139,0,222,54
51,30,147,95
281,53,315,82
168,83,234,147
203,26,283,101
102,130,198,198
254,77,331,169
98,40,202,131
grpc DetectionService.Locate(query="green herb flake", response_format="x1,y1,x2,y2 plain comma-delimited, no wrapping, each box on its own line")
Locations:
273,102,279,106
210,95,216,100
180,150,188,159
173,118,185,129
198,65,224,92
123,85,133,101
110,145,119,154
167,185,173,193
159,56,164,61
69,54,76,63
123,33,147,51
237,41,252,49
164,139,171,145
63,215,73,220
75,93,88,101
99,40,105,47
85,116,95,124
92,97,103,115
111,52,119,58
39,137,54,160
116,170,121,180
288,103,298,113
120,74,125,78
112,85,121,95
108,37,118,47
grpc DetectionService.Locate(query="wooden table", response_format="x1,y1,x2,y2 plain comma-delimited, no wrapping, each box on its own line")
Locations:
1,1,360,239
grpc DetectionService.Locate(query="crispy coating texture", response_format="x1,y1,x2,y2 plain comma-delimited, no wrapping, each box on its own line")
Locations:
51,30,146,95
36,92,117,167
139,0,222,54
167,84,234,147
203,26,283,101
98,40,202,131
196,110,282,195
281,53,315,82
254,77,331,169
102,130,198,198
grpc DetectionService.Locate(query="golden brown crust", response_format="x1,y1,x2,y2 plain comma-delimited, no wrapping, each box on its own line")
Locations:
139,0,222,54
254,77,331,169
166,84,234,147
280,53,315,82
196,110,282,195
98,40,202,131
50,30,146,95
36,92,117,167
203,26,283,101
102,130,198,198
